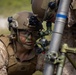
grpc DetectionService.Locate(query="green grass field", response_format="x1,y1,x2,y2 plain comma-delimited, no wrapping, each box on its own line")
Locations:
0,0,32,17
0,0,32,34
0,28,10,35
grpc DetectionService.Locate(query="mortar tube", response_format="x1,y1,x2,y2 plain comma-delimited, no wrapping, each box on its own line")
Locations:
43,0,72,75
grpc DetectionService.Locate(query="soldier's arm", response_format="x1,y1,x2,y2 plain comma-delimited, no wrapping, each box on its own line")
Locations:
36,53,45,71
0,41,8,75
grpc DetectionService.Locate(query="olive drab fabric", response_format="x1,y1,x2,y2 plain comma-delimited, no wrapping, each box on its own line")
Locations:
0,35,37,75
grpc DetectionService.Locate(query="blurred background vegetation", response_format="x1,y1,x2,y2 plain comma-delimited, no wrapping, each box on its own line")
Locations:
0,0,32,34
0,0,32,17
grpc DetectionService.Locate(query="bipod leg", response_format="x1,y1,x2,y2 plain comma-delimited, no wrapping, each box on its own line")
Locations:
56,53,66,75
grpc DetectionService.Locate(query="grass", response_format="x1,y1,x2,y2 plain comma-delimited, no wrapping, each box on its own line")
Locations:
0,29,10,35
0,0,32,17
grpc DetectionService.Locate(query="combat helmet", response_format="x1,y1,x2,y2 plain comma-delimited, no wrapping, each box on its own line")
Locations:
8,11,43,31
8,11,43,41
32,0,58,21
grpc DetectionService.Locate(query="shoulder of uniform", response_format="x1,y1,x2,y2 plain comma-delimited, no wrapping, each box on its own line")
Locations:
0,34,10,47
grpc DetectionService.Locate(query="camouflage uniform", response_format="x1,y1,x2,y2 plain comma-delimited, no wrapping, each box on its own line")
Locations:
0,38,8,75
0,11,44,75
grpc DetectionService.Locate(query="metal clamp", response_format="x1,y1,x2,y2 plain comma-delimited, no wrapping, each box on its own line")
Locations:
61,44,76,53
45,52,58,64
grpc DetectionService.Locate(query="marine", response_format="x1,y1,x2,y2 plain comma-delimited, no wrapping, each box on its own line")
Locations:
0,11,44,75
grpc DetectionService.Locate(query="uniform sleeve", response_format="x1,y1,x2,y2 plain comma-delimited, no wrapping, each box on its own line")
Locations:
0,41,8,75
36,53,45,71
